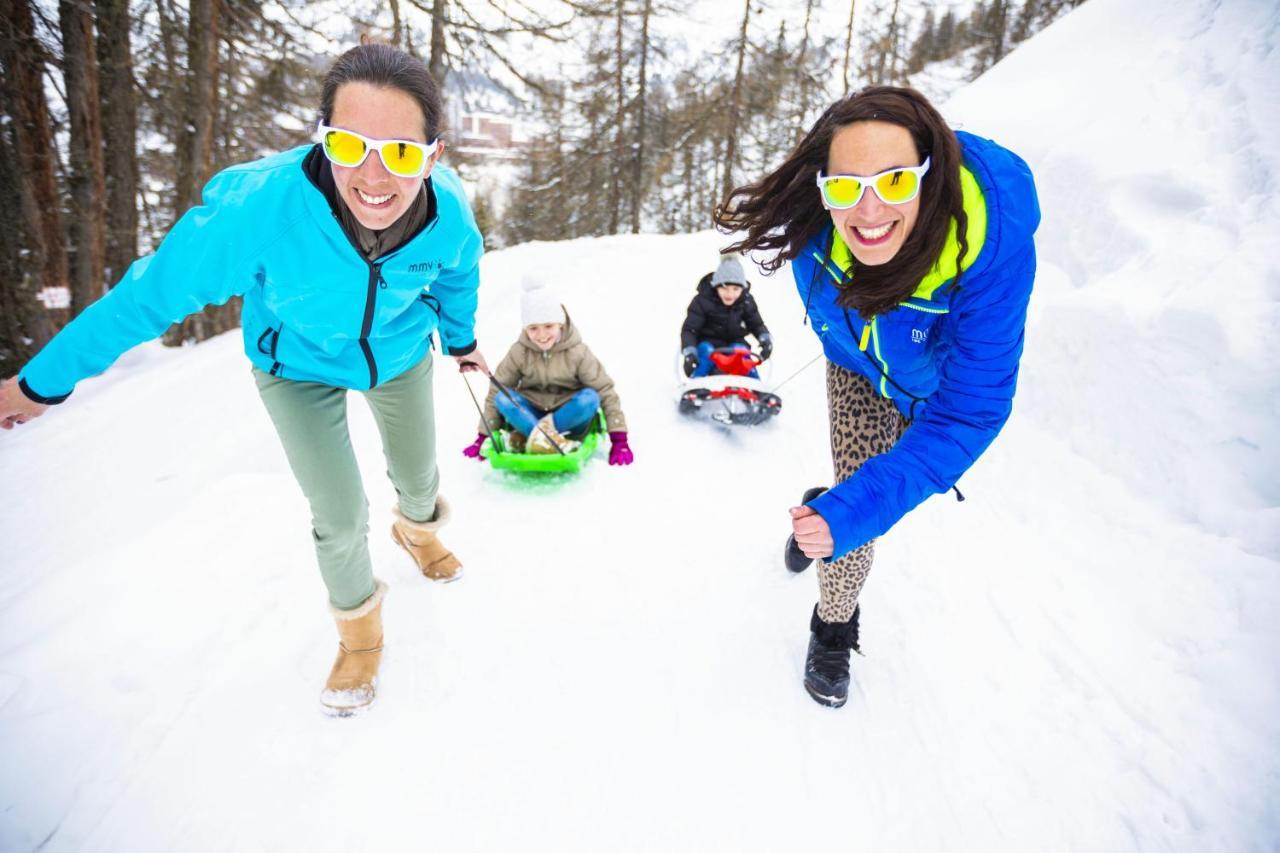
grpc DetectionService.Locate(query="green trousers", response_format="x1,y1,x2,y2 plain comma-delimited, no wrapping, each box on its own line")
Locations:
254,355,439,610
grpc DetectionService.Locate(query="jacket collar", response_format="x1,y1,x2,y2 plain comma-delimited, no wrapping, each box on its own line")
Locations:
301,144,438,260
820,163,989,304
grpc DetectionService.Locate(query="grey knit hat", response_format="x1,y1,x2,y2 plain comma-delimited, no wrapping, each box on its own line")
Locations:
710,255,747,287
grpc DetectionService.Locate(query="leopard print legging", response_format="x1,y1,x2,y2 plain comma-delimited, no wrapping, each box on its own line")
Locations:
816,361,908,624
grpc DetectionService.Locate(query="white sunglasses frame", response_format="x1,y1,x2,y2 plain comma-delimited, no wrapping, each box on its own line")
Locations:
815,156,932,209
313,123,440,177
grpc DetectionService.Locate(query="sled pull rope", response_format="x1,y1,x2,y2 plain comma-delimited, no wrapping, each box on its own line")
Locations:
461,371,507,454
769,352,824,393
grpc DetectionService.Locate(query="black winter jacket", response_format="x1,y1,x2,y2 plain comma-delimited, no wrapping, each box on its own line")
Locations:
680,273,771,350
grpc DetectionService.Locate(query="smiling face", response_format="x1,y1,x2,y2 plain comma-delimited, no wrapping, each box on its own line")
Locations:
328,81,442,230
715,284,744,306
526,322,563,351
824,120,923,266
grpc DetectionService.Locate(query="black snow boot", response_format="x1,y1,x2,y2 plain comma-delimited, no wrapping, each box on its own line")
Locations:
784,486,828,573
803,604,861,708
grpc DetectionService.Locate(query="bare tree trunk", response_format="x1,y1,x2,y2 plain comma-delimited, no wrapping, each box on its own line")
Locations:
990,0,1009,65
96,0,139,290
721,0,750,202
872,0,898,83
165,0,223,345
629,0,650,233
60,0,108,318
429,0,447,87
682,146,695,232
841,0,856,96
887,0,902,82
390,0,404,48
174,0,217,217
0,30,51,372
550,86,567,233
1,0,69,350
608,0,626,234
793,0,815,137
155,0,182,174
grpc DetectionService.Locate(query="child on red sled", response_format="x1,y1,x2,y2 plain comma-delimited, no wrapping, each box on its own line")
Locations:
680,254,772,378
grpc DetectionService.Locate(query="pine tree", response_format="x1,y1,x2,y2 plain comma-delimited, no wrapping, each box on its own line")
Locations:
59,0,107,317
971,0,1011,78
721,0,751,201
933,9,957,61
0,0,67,364
908,8,936,74
96,0,140,290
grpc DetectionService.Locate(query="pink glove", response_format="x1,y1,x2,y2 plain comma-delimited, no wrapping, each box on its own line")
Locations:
462,433,486,460
608,432,633,466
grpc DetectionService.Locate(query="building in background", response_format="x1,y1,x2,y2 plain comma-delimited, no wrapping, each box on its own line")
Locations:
443,70,530,163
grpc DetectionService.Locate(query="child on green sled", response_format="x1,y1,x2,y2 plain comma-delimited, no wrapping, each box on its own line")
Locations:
462,279,633,465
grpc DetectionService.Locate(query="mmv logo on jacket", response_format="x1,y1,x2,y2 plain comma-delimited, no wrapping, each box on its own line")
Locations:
911,328,928,344
408,260,443,274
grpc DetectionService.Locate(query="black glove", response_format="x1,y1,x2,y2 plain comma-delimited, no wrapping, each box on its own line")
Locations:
682,347,699,377
758,334,773,361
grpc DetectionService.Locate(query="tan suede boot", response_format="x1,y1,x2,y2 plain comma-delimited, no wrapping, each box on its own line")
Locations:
320,580,387,717
527,414,579,454
390,496,462,582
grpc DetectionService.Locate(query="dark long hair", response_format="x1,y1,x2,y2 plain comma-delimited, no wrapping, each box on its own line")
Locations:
319,43,444,140
714,86,968,317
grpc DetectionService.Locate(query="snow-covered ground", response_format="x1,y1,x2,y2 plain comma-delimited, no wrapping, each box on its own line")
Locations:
2,0,1278,850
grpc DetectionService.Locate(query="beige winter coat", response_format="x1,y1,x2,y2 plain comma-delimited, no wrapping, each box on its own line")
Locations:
481,313,627,433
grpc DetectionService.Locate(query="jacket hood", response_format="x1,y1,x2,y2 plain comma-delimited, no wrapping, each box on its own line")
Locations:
516,311,581,353
951,130,1040,279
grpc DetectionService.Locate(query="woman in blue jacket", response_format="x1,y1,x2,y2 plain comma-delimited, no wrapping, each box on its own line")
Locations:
715,86,1039,708
0,44,488,717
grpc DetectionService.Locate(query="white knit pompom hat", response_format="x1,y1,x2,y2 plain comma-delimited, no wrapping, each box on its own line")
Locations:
520,276,565,326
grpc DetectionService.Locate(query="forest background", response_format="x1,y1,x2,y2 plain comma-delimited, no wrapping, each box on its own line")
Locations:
0,0,1082,375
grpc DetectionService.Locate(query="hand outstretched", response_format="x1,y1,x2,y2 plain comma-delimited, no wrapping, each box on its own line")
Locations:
1,377,49,431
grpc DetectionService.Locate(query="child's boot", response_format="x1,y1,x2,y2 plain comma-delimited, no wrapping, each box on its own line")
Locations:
527,413,569,454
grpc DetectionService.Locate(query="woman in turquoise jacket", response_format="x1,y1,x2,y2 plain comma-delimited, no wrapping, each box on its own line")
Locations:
716,86,1039,708
0,44,487,717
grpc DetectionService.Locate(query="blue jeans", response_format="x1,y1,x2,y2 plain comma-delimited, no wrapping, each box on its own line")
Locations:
495,388,600,436
691,342,758,379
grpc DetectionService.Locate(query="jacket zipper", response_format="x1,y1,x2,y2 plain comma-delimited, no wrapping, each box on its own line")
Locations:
334,221,442,389
810,243,947,403
300,152,445,389
900,301,949,315
269,325,282,376
360,262,383,388
869,317,889,398
842,308,923,410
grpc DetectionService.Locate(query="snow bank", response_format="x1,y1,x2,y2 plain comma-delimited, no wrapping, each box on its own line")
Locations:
944,0,1280,556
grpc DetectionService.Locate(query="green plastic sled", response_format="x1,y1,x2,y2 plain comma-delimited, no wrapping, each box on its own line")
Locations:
480,411,605,474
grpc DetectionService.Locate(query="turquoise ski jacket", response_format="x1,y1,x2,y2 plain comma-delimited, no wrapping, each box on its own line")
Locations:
792,130,1040,559
19,144,483,401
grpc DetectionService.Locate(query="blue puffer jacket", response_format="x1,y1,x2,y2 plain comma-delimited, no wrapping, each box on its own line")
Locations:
792,131,1040,559
19,144,483,401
